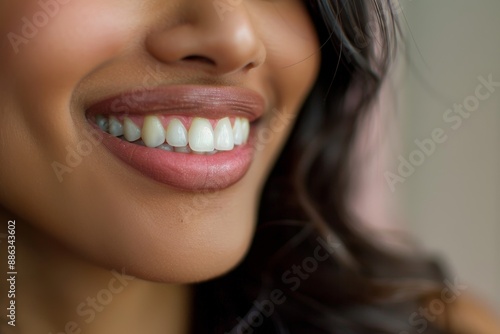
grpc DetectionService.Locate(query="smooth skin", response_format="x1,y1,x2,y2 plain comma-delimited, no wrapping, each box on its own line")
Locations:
0,0,320,333
1,1,499,334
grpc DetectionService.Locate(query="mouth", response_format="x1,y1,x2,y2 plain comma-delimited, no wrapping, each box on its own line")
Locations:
86,85,265,190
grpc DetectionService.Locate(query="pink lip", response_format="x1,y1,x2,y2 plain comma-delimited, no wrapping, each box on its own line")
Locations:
86,85,265,121
86,85,265,191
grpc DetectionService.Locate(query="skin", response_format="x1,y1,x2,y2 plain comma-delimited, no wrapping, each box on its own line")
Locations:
0,0,320,333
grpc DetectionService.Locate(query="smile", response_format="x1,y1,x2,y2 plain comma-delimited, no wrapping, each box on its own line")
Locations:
94,114,250,154
86,85,265,190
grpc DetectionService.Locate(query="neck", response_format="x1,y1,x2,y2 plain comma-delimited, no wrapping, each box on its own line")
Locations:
0,210,192,334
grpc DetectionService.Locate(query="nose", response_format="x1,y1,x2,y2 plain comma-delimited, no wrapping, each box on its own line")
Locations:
145,1,266,76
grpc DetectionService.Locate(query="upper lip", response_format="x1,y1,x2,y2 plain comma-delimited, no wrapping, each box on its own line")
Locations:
85,85,266,122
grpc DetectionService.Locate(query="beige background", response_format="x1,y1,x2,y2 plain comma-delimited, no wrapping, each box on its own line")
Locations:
396,0,500,312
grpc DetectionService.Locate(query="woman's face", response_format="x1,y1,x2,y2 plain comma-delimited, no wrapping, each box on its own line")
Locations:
0,0,319,282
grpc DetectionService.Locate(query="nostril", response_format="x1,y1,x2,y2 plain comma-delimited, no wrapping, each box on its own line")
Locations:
182,55,216,66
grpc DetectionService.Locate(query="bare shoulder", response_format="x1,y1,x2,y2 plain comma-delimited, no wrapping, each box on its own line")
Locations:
445,294,500,334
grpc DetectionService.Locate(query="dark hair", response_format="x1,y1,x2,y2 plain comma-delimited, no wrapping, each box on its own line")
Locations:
193,1,451,333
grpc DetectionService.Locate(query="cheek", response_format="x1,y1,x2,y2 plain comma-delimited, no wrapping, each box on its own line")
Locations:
1,0,141,89
245,2,320,170
253,2,320,107
0,0,146,260
0,0,144,205
261,3,319,62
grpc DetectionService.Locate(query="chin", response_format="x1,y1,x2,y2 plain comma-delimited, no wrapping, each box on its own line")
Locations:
94,214,255,283
39,182,259,283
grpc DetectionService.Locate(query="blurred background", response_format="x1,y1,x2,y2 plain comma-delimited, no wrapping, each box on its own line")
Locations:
396,0,500,312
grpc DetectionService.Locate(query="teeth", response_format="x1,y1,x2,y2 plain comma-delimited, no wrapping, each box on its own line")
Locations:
214,117,234,151
188,118,214,152
165,118,188,147
233,118,243,145
96,115,250,153
109,116,123,136
123,117,141,142
241,118,250,144
142,115,165,148
96,115,109,132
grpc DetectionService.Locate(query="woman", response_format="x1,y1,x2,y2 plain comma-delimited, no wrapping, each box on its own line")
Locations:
0,0,498,333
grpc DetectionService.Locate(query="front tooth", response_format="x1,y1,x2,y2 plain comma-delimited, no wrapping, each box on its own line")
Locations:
109,116,123,136
123,117,141,142
214,117,234,151
165,118,188,147
188,118,214,152
142,115,165,147
233,118,243,145
96,115,109,132
241,118,250,144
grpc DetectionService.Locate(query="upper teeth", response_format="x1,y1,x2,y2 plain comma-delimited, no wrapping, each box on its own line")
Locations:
95,115,250,153
123,117,141,142
165,118,188,147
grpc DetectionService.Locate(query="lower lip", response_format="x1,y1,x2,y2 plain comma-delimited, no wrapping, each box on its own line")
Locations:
93,125,255,191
